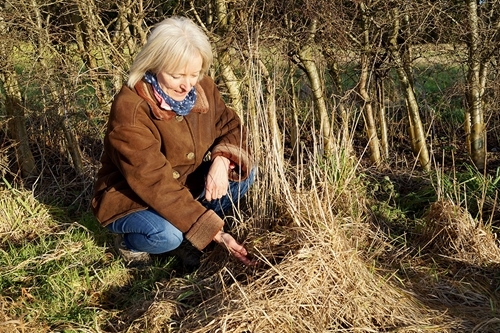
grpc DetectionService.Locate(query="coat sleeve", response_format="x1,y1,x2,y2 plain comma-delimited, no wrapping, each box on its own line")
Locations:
203,78,254,181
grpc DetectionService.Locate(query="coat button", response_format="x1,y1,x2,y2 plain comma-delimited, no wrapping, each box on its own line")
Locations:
187,152,195,160
172,171,180,179
175,115,183,122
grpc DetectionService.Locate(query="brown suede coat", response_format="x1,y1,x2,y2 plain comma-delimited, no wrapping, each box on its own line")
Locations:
91,76,252,250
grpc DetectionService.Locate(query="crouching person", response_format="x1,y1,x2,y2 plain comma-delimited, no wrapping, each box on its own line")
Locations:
91,16,255,270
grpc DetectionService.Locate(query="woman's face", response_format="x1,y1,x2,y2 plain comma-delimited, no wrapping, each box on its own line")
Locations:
156,54,203,102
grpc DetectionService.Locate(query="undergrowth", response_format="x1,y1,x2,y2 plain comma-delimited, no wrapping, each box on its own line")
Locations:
2,150,500,332
0,185,181,332
1,58,500,332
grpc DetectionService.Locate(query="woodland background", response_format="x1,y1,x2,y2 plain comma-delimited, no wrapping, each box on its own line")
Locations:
1,0,500,332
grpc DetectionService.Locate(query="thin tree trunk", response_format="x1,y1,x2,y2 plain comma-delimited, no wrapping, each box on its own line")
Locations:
290,65,300,162
1,70,38,177
376,77,389,159
359,2,381,165
327,58,351,153
297,20,335,156
389,7,430,171
211,0,243,116
218,50,244,116
466,0,486,170
0,9,37,177
258,58,283,158
359,53,381,165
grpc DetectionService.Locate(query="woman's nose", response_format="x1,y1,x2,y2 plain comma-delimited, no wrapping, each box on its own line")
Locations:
180,77,192,90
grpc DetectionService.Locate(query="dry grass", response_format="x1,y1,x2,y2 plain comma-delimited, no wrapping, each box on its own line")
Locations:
0,300,28,333
122,60,500,332
0,186,58,244
129,193,458,332
126,147,465,332
421,200,500,265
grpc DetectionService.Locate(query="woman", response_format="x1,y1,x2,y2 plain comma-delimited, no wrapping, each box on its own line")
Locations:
91,16,255,268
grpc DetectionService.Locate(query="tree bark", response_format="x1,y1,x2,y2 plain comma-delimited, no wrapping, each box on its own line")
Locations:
466,0,487,170
388,7,430,171
359,2,381,165
359,53,381,165
209,0,244,116
259,58,284,158
0,70,38,177
376,76,389,159
0,8,37,177
297,20,335,156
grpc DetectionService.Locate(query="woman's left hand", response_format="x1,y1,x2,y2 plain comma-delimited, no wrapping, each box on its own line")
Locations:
213,230,256,266
205,156,230,201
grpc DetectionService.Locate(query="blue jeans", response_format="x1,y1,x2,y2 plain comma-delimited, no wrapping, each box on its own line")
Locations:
106,169,255,254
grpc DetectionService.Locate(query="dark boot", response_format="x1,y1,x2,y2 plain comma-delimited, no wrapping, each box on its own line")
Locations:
166,239,203,273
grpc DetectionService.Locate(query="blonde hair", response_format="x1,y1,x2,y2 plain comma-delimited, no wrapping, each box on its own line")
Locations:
127,16,213,88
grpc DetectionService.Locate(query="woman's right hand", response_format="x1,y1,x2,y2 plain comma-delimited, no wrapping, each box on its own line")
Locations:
213,230,256,266
205,156,230,201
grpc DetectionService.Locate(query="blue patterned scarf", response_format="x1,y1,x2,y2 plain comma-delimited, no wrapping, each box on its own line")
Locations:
143,71,197,116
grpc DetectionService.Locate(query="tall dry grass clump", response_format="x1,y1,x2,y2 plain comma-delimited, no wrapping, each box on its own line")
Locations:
171,191,454,332
128,61,460,332
421,199,500,265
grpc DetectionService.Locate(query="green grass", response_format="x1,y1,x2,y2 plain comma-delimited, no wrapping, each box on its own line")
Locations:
437,164,500,220
1,223,111,326
0,187,179,331
414,64,464,130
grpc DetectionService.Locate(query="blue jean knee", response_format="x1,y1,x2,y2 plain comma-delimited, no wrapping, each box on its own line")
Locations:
106,208,183,254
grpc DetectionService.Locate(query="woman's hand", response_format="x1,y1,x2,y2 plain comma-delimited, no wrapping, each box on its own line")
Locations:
205,156,230,201
213,230,256,266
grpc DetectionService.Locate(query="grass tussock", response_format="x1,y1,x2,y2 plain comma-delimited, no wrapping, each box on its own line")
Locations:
126,152,461,332
0,185,58,244
130,227,455,332
421,199,500,264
